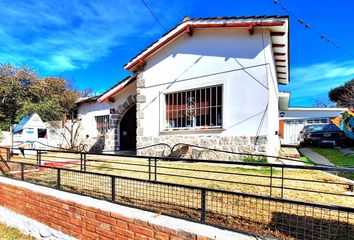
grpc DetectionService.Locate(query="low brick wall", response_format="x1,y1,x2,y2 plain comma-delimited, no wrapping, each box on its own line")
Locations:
0,177,253,240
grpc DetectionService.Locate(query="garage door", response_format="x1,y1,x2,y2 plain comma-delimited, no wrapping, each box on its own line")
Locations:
284,120,305,145
283,118,329,145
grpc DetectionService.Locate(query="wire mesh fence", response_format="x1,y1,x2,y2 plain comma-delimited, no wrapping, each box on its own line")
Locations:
2,147,354,208
1,147,354,239
0,158,353,239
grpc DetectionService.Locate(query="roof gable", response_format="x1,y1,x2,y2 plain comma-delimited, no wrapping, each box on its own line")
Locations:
13,113,46,133
124,15,290,84
97,75,136,103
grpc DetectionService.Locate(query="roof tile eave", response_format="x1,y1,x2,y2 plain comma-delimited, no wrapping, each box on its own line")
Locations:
124,15,289,70
97,74,137,103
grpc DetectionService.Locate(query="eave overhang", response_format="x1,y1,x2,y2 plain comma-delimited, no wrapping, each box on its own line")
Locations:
124,16,290,85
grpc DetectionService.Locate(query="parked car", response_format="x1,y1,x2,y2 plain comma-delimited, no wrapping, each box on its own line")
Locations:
298,123,346,147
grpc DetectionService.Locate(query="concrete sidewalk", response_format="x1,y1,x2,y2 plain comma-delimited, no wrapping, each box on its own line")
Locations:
298,148,335,166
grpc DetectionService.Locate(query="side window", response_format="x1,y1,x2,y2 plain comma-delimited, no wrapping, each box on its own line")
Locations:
165,86,222,130
95,115,110,134
38,129,47,138
321,119,328,123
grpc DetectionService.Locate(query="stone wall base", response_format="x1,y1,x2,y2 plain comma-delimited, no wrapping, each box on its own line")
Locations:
137,135,268,161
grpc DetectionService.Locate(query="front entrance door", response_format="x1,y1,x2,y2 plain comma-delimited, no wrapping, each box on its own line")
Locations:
120,105,136,150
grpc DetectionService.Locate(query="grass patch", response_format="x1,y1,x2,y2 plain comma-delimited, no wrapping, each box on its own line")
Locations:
311,148,354,167
243,156,267,164
0,223,34,240
311,148,354,180
299,156,313,166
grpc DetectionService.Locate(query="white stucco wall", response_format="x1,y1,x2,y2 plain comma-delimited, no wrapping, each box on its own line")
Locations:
77,82,137,150
139,28,280,155
78,83,137,138
78,101,110,139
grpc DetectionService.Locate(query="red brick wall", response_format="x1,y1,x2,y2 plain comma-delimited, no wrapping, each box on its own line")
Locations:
0,182,213,240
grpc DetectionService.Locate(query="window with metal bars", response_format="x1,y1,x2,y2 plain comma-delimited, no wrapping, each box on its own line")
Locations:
95,115,109,134
165,86,222,130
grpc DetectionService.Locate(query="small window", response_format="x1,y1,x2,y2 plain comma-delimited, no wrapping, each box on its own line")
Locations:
95,115,109,134
38,129,47,138
165,86,222,130
321,119,328,123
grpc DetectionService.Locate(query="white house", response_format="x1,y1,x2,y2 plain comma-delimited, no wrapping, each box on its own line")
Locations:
76,15,290,159
93,15,289,159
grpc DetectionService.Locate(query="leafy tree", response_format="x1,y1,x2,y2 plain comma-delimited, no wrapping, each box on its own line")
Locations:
0,65,38,130
27,77,79,111
16,100,62,122
329,79,354,107
0,64,79,130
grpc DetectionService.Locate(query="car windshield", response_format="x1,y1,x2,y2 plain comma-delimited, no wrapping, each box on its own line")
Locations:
308,124,340,132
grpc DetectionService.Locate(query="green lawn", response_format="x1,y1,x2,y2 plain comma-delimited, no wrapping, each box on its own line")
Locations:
299,156,313,166
311,148,354,167
0,223,34,240
311,148,354,180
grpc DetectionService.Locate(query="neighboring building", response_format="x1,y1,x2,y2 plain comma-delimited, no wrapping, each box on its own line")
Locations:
279,107,347,145
12,113,48,150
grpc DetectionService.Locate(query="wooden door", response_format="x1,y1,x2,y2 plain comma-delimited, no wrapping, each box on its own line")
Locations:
120,105,136,150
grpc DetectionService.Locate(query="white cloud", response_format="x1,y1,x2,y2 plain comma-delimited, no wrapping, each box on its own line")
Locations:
0,0,190,73
292,61,354,82
282,61,354,106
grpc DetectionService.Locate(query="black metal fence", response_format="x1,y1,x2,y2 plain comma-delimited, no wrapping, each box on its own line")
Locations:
0,147,354,239
4,147,354,206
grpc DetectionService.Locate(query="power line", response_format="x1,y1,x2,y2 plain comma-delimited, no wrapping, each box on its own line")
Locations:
270,0,354,58
139,0,167,31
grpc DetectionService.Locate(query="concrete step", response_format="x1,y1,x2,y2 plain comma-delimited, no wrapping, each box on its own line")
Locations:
279,147,300,159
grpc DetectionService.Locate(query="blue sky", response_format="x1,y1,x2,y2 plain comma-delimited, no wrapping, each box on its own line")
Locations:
0,0,354,107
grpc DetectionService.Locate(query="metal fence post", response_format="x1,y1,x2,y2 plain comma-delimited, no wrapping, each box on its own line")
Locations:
148,158,151,181
57,168,61,189
111,176,116,202
6,148,10,161
20,163,24,180
83,153,87,171
270,166,273,197
39,150,42,166
80,153,83,171
201,189,206,222
281,166,284,199
154,158,157,181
